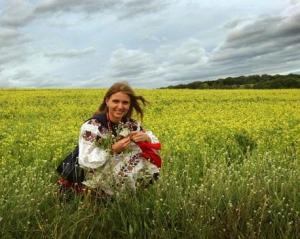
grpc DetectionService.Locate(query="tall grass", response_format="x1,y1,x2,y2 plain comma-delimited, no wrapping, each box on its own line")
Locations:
0,89,299,238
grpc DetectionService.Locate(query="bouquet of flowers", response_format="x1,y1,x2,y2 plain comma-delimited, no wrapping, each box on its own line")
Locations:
92,119,162,168
93,121,133,154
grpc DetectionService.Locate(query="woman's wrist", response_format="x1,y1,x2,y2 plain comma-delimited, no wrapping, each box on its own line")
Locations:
146,135,151,142
110,145,117,154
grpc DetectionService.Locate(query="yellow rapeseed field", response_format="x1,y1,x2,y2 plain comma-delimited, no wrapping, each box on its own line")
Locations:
1,89,299,166
0,88,299,238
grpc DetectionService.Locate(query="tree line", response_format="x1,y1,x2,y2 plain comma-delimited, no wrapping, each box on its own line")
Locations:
162,74,300,89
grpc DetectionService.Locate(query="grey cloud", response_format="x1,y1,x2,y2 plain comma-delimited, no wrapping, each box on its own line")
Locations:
1,70,34,88
34,0,120,14
0,28,31,47
150,9,300,86
223,17,281,50
0,28,20,46
220,10,300,51
0,45,27,64
225,13,300,49
118,0,172,19
208,10,300,76
32,76,76,88
44,47,96,59
1,0,171,28
1,0,299,89
34,0,170,21
3,70,78,88
206,44,300,80
0,0,35,27
11,69,32,80
1,13,34,27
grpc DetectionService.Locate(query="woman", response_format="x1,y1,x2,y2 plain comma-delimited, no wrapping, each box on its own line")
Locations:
77,82,161,196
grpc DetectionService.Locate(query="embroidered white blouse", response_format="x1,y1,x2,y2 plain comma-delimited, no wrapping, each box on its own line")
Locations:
78,117,160,195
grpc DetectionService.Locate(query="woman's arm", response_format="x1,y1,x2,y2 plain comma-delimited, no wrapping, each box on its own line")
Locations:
130,122,159,143
111,136,131,154
78,119,110,169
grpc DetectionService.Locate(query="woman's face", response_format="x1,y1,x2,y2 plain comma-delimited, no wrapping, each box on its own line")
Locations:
106,92,131,122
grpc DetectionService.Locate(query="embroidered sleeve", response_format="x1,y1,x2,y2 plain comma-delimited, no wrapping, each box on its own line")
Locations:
145,130,159,143
134,120,159,144
78,119,110,169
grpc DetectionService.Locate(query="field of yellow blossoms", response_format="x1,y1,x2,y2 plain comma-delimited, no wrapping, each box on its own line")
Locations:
0,89,299,238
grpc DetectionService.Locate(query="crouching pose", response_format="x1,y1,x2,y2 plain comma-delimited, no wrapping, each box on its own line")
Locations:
58,82,161,198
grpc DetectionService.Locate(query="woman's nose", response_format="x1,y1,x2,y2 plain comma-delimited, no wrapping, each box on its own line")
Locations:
117,103,123,108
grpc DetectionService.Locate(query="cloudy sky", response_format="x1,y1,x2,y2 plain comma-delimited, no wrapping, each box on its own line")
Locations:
0,0,300,88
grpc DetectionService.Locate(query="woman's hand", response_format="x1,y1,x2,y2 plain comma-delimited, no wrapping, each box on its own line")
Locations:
130,131,151,143
111,136,131,153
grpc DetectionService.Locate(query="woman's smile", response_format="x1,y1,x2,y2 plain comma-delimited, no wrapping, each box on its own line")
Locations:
106,92,131,122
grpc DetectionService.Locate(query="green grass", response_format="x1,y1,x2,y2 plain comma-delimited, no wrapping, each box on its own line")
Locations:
0,89,299,238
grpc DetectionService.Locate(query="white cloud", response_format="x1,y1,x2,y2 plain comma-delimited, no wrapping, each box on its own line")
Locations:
160,39,208,66
141,35,167,43
108,46,154,77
